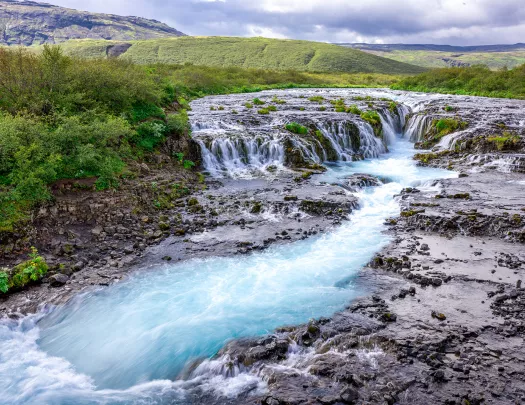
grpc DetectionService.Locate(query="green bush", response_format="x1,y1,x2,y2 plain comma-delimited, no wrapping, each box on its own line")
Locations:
0,247,48,293
258,108,270,115
134,121,168,150
167,110,190,136
0,271,8,293
285,122,308,135
253,98,265,105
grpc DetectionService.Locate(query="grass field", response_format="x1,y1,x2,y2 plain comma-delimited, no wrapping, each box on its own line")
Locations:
363,49,525,70
54,36,426,75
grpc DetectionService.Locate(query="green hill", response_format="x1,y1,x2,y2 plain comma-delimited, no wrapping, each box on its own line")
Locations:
56,36,426,75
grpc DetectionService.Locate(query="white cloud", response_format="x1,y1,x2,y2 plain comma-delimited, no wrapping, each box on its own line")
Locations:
36,0,525,45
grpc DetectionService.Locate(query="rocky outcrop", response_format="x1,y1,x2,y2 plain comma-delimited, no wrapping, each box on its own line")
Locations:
0,0,185,46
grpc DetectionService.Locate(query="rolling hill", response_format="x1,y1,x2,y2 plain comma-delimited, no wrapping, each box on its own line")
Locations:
0,0,185,46
56,36,427,74
338,43,525,70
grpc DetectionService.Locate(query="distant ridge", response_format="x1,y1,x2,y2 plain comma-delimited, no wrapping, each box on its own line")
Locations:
336,43,525,70
0,0,185,46
338,43,525,53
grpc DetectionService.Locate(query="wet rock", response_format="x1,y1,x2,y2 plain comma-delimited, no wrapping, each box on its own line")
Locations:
49,273,69,287
340,386,359,404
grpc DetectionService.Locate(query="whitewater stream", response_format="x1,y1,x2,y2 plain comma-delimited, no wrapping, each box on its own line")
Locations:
0,90,459,405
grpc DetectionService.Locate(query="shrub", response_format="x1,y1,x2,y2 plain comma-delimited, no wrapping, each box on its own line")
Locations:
167,110,190,136
258,108,270,114
133,120,168,150
128,102,165,124
285,122,308,135
245,103,253,108
253,98,265,105
0,271,8,293
267,105,277,111
6,247,48,292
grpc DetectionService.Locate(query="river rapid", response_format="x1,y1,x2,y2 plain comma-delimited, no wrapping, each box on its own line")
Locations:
0,89,461,405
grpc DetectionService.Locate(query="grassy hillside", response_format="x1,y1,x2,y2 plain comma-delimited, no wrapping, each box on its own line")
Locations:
393,64,525,99
356,49,525,70
56,36,426,75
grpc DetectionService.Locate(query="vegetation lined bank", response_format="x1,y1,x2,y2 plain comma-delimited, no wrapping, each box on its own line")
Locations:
0,45,403,233
393,64,525,99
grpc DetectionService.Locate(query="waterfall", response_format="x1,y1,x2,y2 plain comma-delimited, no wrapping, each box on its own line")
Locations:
191,95,411,177
404,114,433,142
196,135,287,175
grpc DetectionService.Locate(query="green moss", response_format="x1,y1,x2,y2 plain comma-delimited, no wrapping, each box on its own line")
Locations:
308,96,325,103
258,108,270,115
245,102,253,108
486,132,520,151
267,105,277,112
413,150,450,164
285,122,308,135
271,96,286,104
252,98,265,105
346,104,362,115
400,209,425,217
388,101,398,113
251,201,263,214
360,110,383,137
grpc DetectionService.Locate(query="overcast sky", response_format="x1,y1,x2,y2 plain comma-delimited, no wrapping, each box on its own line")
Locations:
39,0,525,45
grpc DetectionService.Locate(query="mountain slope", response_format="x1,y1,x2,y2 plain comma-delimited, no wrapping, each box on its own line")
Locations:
58,36,427,74
0,0,185,46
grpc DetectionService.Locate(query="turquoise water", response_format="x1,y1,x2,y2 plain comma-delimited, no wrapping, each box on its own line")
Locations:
0,140,455,405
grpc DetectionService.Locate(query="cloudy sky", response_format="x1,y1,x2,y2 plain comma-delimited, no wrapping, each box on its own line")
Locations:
39,0,525,45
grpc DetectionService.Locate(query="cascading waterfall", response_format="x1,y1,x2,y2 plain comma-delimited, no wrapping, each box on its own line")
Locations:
194,105,407,176
404,114,433,142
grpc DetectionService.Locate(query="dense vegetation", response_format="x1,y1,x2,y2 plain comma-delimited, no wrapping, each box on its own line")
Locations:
56,36,426,74
0,46,189,232
393,64,525,99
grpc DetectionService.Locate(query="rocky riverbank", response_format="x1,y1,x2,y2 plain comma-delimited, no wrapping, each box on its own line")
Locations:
218,168,525,405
